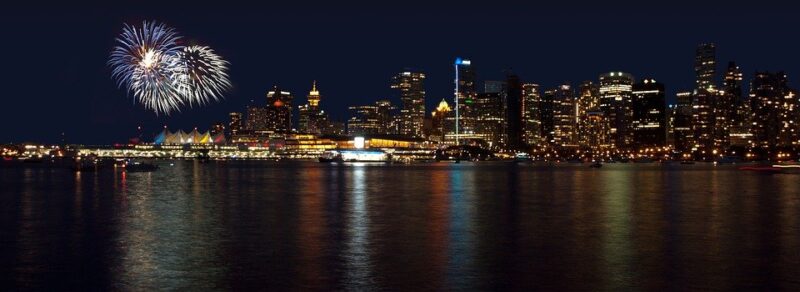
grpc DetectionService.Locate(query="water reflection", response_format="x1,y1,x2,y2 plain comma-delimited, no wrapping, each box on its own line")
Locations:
344,164,372,288
1,162,800,290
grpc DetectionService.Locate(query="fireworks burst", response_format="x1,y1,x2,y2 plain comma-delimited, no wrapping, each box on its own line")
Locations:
109,21,231,115
176,45,232,106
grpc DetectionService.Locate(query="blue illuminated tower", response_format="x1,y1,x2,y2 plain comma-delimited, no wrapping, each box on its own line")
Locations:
452,57,476,145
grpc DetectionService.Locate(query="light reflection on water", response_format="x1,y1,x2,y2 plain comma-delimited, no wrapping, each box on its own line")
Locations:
1,161,800,290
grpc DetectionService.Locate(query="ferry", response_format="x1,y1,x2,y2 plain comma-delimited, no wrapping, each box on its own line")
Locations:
318,149,389,163
122,159,159,172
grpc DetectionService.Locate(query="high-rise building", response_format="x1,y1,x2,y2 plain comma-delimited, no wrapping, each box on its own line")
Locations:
245,105,268,132
750,71,798,148
632,79,667,148
228,112,242,137
692,44,718,156
505,74,524,150
298,81,329,134
672,91,694,153
266,86,294,134
347,100,396,136
695,43,717,91
392,71,426,138
551,84,577,148
583,111,610,154
430,99,451,142
577,81,601,148
599,72,634,150
475,92,506,148
722,62,752,147
448,58,478,144
522,83,542,147
541,89,556,145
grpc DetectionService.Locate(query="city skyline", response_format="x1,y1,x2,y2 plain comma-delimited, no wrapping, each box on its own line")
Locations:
3,2,800,144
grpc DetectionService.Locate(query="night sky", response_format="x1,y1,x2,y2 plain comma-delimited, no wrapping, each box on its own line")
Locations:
2,1,799,144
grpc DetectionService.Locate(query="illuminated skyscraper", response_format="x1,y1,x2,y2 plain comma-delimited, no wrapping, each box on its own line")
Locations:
632,79,667,148
721,62,751,147
672,91,694,153
750,71,798,148
475,91,506,148
347,100,396,135
577,81,601,148
695,43,717,91
551,84,577,148
599,72,634,150
298,81,329,134
266,86,294,134
692,44,718,156
430,99,451,142
522,83,542,146
392,70,426,138
448,58,478,144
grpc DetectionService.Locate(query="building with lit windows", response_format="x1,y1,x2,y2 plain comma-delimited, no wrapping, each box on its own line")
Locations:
347,100,396,136
298,81,330,135
672,91,694,153
522,83,542,146
722,62,752,147
228,112,242,137
446,58,478,143
551,84,577,148
632,79,667,148
599,72,634,150
577,81,601,148
392,70,426,138
750,71,798,148
474,91,506,148
266,86,295,134
692,44,718,156
430,99,451,142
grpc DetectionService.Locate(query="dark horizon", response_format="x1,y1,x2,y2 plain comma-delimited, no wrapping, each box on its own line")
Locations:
3,1,800,144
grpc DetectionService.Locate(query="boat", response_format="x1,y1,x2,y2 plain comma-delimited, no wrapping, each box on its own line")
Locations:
318,150,343,163
318,149,388,163
513,152,533,163
123,160,159,172
589,162,603,168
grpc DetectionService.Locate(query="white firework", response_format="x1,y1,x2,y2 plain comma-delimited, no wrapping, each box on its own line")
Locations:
176,45,232,106
109,21,187,115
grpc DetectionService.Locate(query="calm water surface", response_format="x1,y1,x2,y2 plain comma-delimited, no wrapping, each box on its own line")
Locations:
1,161,799,290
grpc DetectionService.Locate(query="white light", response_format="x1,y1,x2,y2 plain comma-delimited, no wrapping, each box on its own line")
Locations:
354,137,365,149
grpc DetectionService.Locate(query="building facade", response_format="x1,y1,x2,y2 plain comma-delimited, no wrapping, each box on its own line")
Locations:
632,79,667,148
392,71,426,138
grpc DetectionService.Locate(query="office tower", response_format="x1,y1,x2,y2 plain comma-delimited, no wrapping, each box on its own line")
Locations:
430,99,451,142
505,74,524,150
449,58,478,144
265,86,294,134
584,111,610,154
692,44,717,156
551,84,577,148
750,71,798,148
672,91,694,152
541,89,555,145
298,81,328,134
246,105,268,132
347,100,396,136
695,43,717,91
522,83,542,146
228,112,242,137
391,70,426,138
632,79,667,148
723,62,752,147
475,92,506,148
599,72,634,150
577,81,601,148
